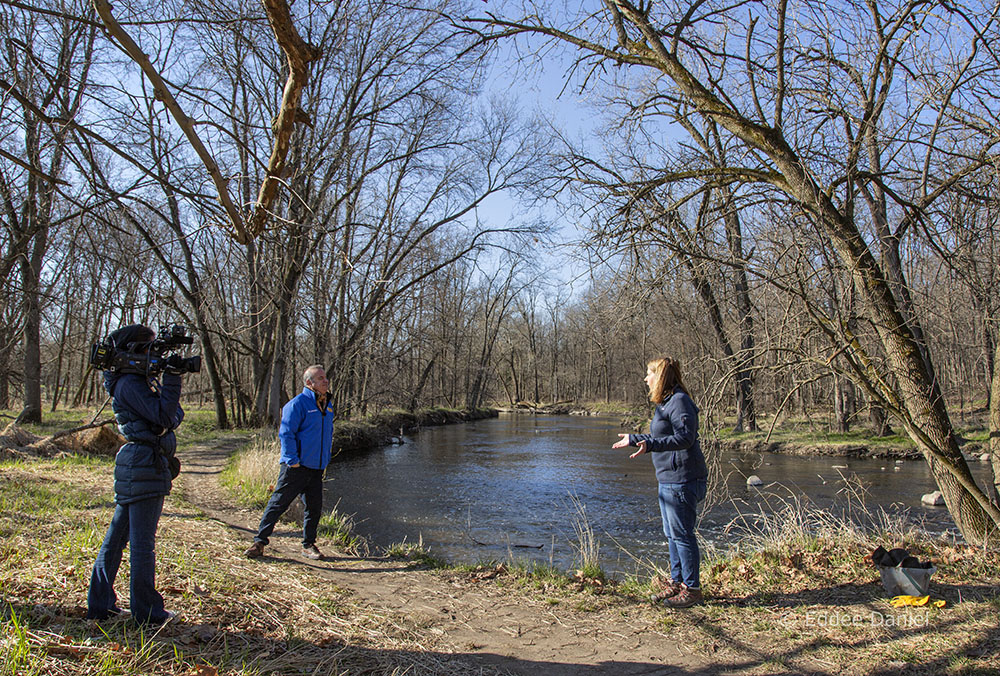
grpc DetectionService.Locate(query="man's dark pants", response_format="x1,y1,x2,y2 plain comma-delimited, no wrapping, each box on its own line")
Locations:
253,464,324,547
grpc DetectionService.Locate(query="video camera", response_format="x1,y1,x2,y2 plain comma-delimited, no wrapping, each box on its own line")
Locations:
90,324,202,376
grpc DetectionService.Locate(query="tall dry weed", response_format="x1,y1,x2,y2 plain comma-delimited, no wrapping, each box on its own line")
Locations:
221,433,282,508
717,471,921,558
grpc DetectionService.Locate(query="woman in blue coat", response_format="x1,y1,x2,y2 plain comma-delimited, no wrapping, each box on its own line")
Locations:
613,357,708,608
87,324,184,625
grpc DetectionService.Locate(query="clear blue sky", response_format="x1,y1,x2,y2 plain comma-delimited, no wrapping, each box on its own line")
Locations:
474,34,605,293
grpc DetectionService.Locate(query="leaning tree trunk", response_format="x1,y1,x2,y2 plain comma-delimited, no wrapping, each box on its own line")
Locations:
795,162,999,544
608,1,999,543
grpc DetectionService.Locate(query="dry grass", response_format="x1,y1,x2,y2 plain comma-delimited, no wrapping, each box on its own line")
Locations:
0,421,123,462
684,476,1000,675
219,432,279,508
219,434,365,552
3,452,999,676
0,456,504,676
567,492,604,581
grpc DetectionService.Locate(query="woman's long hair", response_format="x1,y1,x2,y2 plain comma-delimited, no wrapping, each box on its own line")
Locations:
647,357,689,405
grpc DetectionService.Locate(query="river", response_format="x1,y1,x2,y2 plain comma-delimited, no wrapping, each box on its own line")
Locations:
324,413,991,575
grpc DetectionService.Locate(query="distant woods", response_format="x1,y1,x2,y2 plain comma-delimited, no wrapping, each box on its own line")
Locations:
2,0,550,425
2,2,1000,535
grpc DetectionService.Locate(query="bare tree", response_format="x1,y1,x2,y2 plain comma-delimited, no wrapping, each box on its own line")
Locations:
466,0,1000,542
0,0,96,422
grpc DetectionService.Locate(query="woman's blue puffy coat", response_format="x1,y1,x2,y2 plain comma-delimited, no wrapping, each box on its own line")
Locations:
629,387,707,484
104,371,184,504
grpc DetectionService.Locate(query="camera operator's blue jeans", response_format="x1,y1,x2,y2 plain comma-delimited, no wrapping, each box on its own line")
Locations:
253,464,324,548
87,496,168,624
658,480,707,589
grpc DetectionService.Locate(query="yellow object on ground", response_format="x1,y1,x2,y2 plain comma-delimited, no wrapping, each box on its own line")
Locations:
889,595,946,608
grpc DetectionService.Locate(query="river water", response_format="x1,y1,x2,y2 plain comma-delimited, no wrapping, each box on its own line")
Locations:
324,413,991,575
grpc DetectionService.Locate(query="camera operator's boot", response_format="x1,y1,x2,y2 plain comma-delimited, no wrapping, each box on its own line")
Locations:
244,542,265,559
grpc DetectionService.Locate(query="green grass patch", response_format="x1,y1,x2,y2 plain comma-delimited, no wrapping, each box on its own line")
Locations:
1,408,95,436
500,560,574,591
317,505,363,552
715,424,914,451
384,539,446,568
175,408,235,444
1,605,44,676
2,406,235,439
576,562,606,583
0,463,109,518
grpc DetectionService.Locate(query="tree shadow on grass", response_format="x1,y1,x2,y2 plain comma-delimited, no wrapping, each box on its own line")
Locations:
712,577,999,609
699,578,999,675
5,593,998,676
5,600,723,676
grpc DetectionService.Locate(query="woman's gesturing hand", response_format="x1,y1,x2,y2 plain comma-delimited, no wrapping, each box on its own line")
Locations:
612,434,648,458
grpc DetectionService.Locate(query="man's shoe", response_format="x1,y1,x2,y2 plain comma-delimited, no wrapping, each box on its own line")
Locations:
244,542,265,559
302,544,324,560
663,586,704,609
649,576,683,602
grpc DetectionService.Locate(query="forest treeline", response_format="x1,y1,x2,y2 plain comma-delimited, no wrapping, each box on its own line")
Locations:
2,1,999,542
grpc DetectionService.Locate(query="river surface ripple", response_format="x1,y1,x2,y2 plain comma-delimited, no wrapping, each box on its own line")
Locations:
324,414,990,575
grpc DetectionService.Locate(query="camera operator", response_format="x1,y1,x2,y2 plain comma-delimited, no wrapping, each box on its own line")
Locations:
86,324,185,625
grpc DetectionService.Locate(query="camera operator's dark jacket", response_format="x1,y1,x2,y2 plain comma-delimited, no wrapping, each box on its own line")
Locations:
104,371,184,504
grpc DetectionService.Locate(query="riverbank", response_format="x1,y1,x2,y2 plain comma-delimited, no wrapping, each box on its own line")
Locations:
2,437,998,675
493,404,993,460
714,427,994,461
716,436,923,459
334,406,497,456
0,406,498,462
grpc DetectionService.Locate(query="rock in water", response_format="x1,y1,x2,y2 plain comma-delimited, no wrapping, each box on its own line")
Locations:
746,475,764,487
921,490,945,506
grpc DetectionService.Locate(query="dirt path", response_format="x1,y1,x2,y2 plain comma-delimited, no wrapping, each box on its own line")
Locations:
175,437,719,676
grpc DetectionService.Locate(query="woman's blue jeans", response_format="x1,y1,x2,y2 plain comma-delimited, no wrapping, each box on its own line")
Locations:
657,480,707,589
87,496,168,624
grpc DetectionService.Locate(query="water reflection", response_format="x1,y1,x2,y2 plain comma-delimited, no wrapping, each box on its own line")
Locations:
324,413,989,575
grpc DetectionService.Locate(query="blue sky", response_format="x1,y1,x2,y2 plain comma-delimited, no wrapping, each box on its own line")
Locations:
473,35,606,293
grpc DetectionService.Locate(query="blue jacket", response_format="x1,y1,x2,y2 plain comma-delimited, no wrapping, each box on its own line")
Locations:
279,388,334,469
629,387,707,484
104,371,184,504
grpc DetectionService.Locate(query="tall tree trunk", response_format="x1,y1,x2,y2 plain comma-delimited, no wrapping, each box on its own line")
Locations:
268,302,292,423
990,336,1000,507
50,289,72,412
717,162,758,433
19,228,45,424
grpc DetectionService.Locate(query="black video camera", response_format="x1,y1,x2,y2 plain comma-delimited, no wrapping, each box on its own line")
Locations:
90,324,202,376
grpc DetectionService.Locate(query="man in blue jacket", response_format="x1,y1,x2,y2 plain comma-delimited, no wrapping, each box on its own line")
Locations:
245,365,334,560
